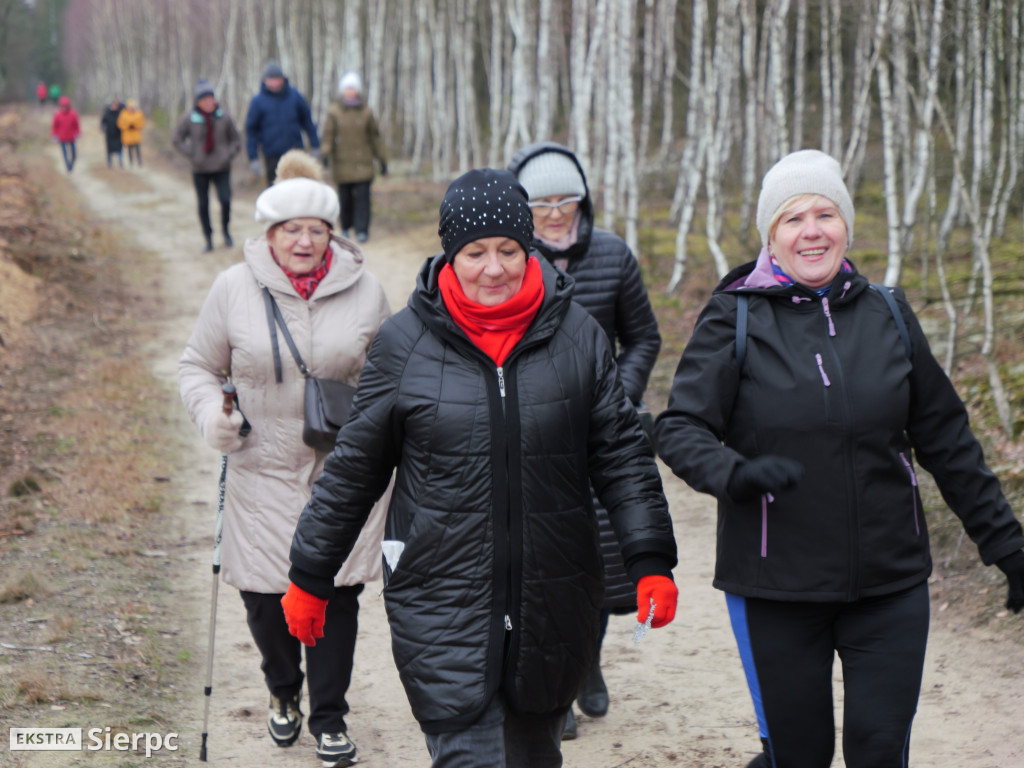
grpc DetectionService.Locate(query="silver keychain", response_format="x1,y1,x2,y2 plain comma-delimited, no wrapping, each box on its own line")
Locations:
633,598,656,644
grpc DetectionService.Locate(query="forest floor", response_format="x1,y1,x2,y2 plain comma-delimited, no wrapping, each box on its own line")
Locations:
0,104,1022,767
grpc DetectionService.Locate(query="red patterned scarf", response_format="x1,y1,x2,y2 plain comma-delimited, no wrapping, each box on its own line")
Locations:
271,248,333,300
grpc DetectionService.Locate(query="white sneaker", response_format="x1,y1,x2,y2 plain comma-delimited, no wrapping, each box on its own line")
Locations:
267,693,302,747
316,731,357,767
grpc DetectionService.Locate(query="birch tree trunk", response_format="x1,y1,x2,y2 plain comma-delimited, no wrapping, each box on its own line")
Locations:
667,0,708,292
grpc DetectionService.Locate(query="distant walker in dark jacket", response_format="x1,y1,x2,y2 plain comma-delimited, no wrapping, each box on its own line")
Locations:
282,168,678,768
244,60,320,186
654,149,1024,768
323,71,387,244
100,96,124,168
173,79,242,253
508,141,662,739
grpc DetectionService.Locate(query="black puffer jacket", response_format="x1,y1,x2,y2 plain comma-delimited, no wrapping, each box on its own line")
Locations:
507,142,660,406
655,255,1023,602
509,142,662,611
290,254,676,732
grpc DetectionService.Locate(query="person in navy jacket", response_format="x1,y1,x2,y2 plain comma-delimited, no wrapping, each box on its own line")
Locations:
244,61,320,186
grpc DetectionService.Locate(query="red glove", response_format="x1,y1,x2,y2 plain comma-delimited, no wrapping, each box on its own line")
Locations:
281,583,328,646
637,575,678,629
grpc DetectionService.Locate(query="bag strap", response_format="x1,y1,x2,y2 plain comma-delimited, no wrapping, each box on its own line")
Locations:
261,285,309,383
735,293,749,371
869,283,912,360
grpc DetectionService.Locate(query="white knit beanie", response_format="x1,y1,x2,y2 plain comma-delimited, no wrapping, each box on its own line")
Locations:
516,151,586,200
338,71,363,94
756,149,854,247
254,178,340,231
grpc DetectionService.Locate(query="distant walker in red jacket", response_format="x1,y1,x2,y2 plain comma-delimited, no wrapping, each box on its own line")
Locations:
51,95,80,172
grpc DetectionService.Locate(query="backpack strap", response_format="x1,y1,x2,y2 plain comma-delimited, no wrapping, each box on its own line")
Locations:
735,293,749,371
869,283,912,360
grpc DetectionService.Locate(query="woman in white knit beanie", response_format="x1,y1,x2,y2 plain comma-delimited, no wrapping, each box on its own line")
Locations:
180,149,392,767
655,148,1024,768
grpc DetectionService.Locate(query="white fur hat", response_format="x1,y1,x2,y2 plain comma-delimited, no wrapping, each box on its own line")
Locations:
254,178,339,231
755,149,854,247
338,71,363,93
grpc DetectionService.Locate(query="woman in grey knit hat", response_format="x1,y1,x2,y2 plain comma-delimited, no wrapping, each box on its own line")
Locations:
508,142,662,740
654,149,1024,768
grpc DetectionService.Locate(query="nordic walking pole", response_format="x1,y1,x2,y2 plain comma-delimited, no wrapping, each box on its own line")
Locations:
199,382,236,762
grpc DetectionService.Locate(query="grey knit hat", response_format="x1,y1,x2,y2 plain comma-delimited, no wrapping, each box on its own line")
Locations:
516,151,586,200
262,60,285,80
756,150,854,247
438,169,534,263
194,79,215,101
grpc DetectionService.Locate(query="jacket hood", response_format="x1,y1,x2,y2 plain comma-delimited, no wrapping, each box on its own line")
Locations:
507,141,595,263
244,235,368,300
715,249,870,305
260,77,292,98
408,252,575,357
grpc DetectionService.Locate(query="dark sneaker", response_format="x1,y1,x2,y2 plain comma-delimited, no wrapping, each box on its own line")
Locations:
223,231,233,248
356,232,369,243
577,661,609,718
316,731,357,767
561,707,577,741
267,693,302,747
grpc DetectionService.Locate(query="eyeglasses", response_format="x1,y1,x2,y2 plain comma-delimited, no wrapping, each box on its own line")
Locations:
528,195,583,218
277,223,331,243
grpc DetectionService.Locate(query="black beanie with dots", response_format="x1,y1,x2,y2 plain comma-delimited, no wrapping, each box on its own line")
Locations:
438,169,534,263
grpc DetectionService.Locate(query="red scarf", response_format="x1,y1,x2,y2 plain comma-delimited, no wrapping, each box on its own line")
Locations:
197,104,216,153
438,257,544,365
272,248,333,300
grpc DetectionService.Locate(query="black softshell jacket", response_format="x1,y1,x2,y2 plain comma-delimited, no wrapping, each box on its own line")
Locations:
655,260,1023,602
290,254,676,732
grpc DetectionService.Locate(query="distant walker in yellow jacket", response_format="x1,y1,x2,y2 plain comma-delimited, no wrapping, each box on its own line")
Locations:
117,99,146,167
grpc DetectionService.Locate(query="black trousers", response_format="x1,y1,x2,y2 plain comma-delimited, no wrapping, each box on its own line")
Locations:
727,582,930,768
192,171,232,239
127,144,142,165
239,585,363,737
337,181,372,236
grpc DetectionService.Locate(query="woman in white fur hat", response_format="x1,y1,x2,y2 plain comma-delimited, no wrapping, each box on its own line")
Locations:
655,149,1024,768
179,150,391,767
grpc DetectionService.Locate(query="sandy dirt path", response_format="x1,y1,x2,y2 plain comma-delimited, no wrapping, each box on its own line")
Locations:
41,119,1024,768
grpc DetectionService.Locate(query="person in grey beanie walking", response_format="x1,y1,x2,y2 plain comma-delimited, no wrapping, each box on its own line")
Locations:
173,79,243,252
655,149,1024,768
508,142,662,740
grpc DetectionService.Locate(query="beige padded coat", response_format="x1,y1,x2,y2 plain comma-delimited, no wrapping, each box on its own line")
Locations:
179,235,391,593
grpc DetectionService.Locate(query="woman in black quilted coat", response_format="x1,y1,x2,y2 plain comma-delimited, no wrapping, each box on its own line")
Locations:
508,142,662,737
282,169,678,768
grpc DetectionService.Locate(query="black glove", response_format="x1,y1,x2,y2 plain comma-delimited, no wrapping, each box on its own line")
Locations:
995,550,1024,613
727,455,804,502
379,160,387,176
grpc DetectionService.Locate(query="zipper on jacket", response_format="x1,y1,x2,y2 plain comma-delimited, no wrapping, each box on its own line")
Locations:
497,365,512,634
760,492,774,557
814,353,831,386
821,297,837,337
899,452,921,535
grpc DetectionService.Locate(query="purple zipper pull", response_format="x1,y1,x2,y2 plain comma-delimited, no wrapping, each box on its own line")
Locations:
815,353,831,386
822,297,836,336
